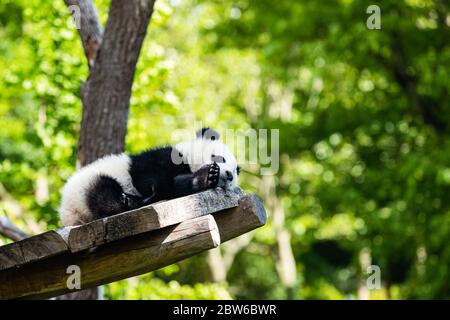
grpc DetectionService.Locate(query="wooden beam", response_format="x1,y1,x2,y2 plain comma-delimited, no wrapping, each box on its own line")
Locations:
68,188,240,252
215,194,266,242
0,229,70,271
0,193,266,299
0,188,240,271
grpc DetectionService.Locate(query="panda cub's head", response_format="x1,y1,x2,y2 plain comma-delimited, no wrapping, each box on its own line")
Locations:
175,128,240,190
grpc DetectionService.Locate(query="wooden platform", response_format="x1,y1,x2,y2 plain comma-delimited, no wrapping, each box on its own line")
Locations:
0,188,266,299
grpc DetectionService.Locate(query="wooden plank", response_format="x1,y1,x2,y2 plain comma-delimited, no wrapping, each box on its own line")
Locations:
0,193,266,299
0,230,70,271
0,188,241,271
67,188,240,252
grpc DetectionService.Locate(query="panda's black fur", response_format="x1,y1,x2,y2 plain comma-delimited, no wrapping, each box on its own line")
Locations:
59,128,238,226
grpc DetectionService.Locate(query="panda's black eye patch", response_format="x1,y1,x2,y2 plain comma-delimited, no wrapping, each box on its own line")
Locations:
211,154,226,163
236,166,241,175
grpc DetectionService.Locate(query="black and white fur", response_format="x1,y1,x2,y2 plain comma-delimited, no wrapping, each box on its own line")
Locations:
59,128,239,226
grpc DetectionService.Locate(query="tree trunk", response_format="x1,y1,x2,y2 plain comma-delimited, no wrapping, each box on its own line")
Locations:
77,0,156,166
261,175,297,299
56,0,157,300
357,247,371,300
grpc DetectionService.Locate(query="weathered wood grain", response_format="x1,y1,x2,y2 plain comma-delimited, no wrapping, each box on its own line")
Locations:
67,220,104,253
0,192,266,300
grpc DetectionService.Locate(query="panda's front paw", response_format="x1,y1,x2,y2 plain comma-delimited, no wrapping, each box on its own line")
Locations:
207,162,220,188
195,162,220,190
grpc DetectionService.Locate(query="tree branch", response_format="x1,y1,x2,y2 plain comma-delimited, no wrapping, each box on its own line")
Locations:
207,233,253,282
369,34,447,133
0,183,43,235
64,0,103,68
390,31,447,132
0,211,29,242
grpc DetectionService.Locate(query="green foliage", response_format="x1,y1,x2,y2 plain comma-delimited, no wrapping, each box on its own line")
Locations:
0,0,449,299
106,274,232,300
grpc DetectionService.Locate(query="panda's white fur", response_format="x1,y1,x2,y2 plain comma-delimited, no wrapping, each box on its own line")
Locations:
175,138,238,189
59,154,140,226
58,129,239,226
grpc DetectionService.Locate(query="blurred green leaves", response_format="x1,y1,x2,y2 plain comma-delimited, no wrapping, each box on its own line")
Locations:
0,0,449,299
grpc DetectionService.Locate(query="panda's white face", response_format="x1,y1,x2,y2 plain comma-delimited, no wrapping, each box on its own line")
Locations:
175,129,239,190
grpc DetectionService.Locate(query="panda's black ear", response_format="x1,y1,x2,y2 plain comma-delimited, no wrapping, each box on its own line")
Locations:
196,128,220,141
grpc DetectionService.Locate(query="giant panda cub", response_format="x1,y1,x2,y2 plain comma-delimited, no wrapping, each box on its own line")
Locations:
59,128,239,226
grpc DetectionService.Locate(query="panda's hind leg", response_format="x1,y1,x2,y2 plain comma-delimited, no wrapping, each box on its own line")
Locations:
87,175,132,219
